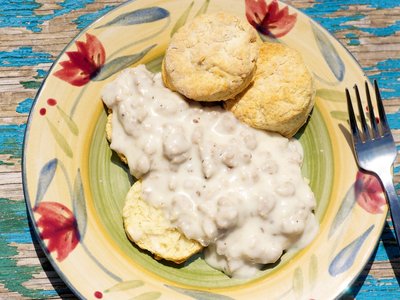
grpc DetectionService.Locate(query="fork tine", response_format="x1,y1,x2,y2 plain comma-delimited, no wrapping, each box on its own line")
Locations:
346,88,361,143
365,81,378,137
374,80,390,135
354,84,370,140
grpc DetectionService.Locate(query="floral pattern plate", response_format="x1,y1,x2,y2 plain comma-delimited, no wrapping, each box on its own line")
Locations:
23,0,387,299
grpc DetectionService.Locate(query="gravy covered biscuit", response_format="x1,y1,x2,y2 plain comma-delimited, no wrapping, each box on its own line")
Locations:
105,101,202,264
225,42,315,137
103,66,318,278
105,111,128,165
123,181,203,264
162,12,259,101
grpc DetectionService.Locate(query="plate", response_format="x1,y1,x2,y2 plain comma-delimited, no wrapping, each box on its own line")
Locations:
23,0,388,299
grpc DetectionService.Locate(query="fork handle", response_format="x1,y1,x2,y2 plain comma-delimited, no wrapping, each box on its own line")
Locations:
380,171,400,246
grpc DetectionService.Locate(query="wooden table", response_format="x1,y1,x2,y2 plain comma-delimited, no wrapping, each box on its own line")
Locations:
1,0,399,299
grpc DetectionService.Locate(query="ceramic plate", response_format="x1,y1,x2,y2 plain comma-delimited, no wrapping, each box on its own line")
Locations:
23,0,388,299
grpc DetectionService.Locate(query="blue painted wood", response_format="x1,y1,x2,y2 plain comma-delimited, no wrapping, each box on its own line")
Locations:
0,0,96,32
0,0,399,299
0,47,52,67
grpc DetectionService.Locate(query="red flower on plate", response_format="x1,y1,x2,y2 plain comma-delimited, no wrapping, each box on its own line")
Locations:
245,0,297,38
355,170,386,214
34,202,80,262
54,33,105,86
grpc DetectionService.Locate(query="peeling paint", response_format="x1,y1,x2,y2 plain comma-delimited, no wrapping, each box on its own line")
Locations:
0,124,26,158
0,47,52,67
0,0,96,32
16,98,34,115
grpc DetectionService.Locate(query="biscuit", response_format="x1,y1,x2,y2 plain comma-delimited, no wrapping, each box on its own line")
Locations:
123,181,203,264
105,111,128,165
162,12,259,101
106,113,202,263
225,42,315,138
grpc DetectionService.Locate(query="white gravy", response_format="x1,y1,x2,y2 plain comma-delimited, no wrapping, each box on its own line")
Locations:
102,65,318,278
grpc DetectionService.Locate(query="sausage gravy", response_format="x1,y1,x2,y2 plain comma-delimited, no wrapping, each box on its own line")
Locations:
102,65,318,278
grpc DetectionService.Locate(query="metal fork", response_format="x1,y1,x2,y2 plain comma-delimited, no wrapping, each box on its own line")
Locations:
346,80,400,245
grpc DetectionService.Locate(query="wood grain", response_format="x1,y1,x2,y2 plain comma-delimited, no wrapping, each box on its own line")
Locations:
0,0,399,299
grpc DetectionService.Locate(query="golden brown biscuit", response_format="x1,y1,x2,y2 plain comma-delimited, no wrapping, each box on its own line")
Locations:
123,181,203,264
225,42,315,138
163,12,259,101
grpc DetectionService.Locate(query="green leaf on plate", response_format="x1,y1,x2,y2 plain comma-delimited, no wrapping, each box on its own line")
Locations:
311,21,345,82
309,254,318,289
165,284,234,299
329,225,374,276
195,0,210,17
170,1,194,36
328,184,356,238
46,119,73,158
72,169,87,238
131,292,161,300
330,111,348,121
293,267,303,298
104,280,144,293
35,158,58,205
316,89,346,102
57,106,79,136
94,44,156,81
97,7,169,28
